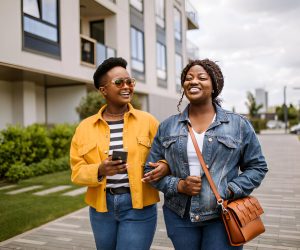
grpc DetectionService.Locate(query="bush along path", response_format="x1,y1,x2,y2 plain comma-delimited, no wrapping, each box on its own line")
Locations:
0,123,76,182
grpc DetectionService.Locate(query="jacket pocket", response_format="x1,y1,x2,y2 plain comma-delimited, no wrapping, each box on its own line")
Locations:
78,142,98,163
217,136,238,149
162,137,177,149
137,136,151,165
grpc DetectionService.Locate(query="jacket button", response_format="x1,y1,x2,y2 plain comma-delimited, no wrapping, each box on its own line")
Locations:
195,215,200,221
208,138,212,142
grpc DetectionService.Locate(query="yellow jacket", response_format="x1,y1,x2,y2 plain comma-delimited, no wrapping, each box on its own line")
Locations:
70,104,160,212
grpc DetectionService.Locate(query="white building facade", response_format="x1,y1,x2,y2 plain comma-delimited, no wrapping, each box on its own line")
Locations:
0,0,199,129
255,88,268,113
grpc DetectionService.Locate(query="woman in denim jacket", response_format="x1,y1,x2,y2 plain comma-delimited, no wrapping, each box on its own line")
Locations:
143,59,268,250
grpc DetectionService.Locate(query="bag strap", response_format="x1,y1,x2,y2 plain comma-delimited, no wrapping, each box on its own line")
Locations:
187,124,225,207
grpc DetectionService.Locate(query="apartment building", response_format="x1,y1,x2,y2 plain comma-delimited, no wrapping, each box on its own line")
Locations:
0,0,199,129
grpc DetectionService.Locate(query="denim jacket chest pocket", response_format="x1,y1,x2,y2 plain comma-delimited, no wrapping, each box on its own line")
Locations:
78,142,99,164
213,136,240,170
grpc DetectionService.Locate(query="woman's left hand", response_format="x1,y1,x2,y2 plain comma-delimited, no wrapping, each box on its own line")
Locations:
142,162,170,183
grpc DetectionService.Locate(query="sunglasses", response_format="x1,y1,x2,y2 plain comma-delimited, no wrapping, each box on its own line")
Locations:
104,78,136,88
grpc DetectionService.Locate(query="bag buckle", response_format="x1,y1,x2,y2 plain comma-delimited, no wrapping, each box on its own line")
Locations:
217,199,228,214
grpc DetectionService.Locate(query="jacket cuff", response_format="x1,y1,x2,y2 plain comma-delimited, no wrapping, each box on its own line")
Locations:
227,182,243,199
167,177,181,197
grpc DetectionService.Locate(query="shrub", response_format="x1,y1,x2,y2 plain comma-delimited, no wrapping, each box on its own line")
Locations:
48,124,76,158
5,163,34,182
0,124,74,179
23,124,53,165
5,156,70,182
0,125,51,178
249,119,266,134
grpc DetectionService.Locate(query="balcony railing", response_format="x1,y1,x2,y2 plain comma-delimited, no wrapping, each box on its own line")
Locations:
80,34,116,67
185,0,199,30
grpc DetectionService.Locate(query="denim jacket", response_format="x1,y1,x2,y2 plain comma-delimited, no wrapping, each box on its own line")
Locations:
145,104,268,222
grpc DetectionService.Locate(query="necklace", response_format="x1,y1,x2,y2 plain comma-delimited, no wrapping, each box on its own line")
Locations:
105,109,127,117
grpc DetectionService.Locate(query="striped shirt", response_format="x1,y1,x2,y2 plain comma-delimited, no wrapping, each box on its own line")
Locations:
106,120,129,188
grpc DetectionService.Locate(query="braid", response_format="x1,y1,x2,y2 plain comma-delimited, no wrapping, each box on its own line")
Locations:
177,91,185,113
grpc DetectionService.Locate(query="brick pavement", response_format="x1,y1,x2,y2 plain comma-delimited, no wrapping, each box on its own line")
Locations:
1,134,300,250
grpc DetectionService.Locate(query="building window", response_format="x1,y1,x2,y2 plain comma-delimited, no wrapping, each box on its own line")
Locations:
130,0,143,12
22,0,60,57
175,53,182,92
156,42,167,80
155,0,165,28
174,7,182,41
131,26,144,72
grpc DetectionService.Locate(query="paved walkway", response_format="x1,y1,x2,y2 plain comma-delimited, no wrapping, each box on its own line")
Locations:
1,134,300,250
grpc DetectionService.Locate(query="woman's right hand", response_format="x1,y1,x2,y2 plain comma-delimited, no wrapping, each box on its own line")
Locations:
98,156,127,176
177,176,201,196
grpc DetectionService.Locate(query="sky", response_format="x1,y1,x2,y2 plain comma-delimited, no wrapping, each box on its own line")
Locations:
188,0,300,113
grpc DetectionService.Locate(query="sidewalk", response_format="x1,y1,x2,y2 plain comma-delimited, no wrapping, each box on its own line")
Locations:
1,134,300,250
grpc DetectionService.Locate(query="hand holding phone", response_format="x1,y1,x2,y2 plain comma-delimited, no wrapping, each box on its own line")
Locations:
112,150,128,163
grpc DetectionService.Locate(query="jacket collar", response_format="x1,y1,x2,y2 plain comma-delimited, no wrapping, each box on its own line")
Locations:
178,103,229,124
91,103,137,124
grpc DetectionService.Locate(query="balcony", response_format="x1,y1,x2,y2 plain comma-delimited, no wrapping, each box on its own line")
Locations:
80,35,116,67
185,0,199,30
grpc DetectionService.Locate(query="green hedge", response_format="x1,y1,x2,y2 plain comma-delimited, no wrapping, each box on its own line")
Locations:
0,124,75,181
5,157,69,182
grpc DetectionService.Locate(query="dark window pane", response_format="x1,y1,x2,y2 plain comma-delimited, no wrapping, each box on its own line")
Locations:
81,37,95,65
91,21,105,44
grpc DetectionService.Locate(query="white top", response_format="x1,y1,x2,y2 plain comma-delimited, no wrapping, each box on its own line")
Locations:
187,114,216,176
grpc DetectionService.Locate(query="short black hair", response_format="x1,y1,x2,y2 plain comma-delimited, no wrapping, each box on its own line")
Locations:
93,57,127,89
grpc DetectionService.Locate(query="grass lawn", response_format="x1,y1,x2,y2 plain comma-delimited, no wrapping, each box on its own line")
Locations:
0,170,86,242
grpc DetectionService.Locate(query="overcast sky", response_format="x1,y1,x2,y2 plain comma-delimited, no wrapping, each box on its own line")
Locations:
188,0,300,113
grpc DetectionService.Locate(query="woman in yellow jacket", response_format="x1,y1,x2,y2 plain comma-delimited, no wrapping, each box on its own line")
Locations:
70,57,168,250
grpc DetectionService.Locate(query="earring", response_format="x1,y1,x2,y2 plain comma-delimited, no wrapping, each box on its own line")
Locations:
212,90,215,93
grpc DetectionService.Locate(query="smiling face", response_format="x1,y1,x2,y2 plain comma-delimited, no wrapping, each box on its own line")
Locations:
183,64,213,105
99,66,134,107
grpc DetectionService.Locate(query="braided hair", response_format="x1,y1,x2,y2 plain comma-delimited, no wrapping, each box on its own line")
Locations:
177,59,224,112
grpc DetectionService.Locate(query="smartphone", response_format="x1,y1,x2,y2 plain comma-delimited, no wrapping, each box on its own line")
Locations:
112,150,128,163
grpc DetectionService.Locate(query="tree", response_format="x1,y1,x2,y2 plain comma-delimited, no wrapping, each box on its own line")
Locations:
245,91,263,118
275,104,298,126
76,91,142,120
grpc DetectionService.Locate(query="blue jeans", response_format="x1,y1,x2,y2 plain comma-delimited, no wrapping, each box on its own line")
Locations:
163,205,243,250
89,192,157,250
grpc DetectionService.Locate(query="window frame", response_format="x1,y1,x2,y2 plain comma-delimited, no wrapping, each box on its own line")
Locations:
156,41,167,80
130,0,143,13
174,7,182,42
155,0,165,29
130,26,145,73
21,0,61,58
175,53,183,92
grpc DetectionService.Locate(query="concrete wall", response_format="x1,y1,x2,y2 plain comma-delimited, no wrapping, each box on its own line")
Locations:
36,85,46,124
0,81,13,130
47,85,87,124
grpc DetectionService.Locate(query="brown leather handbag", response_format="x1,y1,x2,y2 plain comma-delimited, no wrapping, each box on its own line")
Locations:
188,124,265,246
